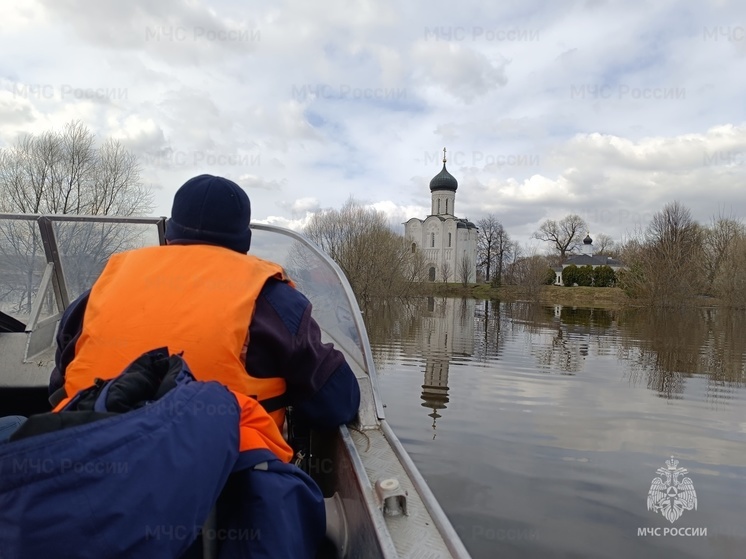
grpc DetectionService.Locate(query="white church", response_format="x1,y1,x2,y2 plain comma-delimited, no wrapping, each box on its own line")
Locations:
405,149,478,282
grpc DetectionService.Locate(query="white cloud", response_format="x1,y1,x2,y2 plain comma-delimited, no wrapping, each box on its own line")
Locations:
411,41,509,103
236,175,286,192
107,115,166,150
287,197,320,214
256,213,313,231
0,0,48,32
0,0,744,251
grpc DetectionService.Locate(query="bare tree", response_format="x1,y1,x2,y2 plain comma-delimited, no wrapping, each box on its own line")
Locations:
594,233,616,256
533,214,588,263
618,201,704,307
0,121,154,316
304,197,425,302
403,244,429,286
476,215,512,287
702,212,746,307
493,224,512,287
702,213,743,291
304,205,344,263
503,241,524,285
711,236,746,307
458,253,472,286
508,250,552,303
476,215,496,283
0,121,152,216
476,215,497,283
439,260,452,283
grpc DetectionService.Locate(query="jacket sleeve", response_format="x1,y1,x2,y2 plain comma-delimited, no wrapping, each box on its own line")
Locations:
49,290,90,397
245,279,360,430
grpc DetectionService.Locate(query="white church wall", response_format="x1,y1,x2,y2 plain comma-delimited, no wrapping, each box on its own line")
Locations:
407,156,478,283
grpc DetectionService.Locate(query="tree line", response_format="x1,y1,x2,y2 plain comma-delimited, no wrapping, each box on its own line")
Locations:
0,121,151,216
617,201,746,308
523,201,746,308
482,203,746,309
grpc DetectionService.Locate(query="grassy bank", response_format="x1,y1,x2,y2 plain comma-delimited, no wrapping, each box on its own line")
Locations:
410,283,630,308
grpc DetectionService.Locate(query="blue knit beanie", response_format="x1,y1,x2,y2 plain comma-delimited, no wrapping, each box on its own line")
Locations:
165,174,252,253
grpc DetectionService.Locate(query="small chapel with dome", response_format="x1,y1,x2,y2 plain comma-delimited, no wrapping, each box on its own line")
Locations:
552,233,624,286
404,149,478,282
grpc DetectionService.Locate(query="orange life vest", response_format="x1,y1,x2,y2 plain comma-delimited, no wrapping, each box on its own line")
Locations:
63,244,292,427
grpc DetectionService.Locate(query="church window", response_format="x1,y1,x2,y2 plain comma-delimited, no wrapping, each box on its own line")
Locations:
431,232,435,247
437,199,441,213
448,233,451,247
411,242,416,253
445,199,448,214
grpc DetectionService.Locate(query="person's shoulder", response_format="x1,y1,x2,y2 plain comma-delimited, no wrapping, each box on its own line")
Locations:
260,278,309,307
257,279,310,336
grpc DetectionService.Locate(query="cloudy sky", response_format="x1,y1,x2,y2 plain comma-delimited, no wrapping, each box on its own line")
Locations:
1,0,745,248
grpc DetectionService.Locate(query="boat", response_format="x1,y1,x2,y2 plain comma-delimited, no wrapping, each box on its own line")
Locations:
0,213,472,559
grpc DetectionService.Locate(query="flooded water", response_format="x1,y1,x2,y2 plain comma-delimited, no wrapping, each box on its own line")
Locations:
365,298,746,559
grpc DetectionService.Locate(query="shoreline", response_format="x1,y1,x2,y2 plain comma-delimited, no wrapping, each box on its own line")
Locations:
406,284,722,310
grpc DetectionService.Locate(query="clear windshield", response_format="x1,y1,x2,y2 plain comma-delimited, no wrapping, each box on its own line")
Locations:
0,214,369,374
49,219,162,302
250,224,367,372
0,216,49,325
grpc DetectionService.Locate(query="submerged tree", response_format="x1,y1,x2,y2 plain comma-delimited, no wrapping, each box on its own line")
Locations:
506,250,552,302
702,213,744,294
618,201,704,307
304,198,427,302
709,215,746,308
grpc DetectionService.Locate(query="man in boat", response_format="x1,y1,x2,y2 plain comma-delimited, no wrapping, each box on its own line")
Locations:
48,174,360,434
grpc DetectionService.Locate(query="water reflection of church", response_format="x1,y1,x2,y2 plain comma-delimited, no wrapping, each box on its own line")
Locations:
415,297,475,435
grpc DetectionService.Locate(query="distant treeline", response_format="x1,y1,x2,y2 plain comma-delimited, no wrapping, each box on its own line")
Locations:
304,199,746,309
615,201,746,308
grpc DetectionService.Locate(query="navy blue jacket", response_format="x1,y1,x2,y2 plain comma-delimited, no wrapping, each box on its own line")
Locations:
3,349,325,559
